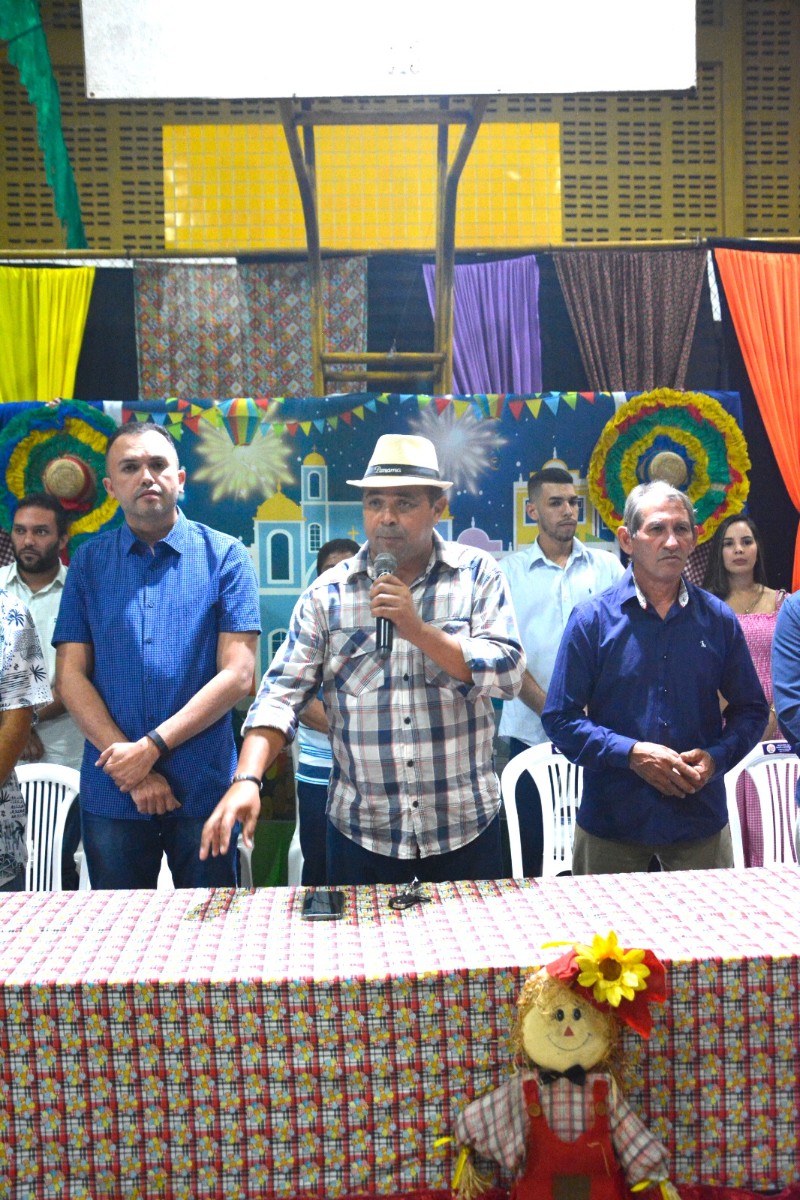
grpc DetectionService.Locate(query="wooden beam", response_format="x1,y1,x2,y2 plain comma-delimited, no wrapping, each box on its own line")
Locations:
434,97,487,393
279,99,325,395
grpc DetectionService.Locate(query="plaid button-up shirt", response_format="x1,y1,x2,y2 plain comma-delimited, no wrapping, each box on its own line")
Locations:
245,534,524,858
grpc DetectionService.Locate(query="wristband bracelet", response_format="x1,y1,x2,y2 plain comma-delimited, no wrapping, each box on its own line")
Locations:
146,729,170,758
232,773,263,792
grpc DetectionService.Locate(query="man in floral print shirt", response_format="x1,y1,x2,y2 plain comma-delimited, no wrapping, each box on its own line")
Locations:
0,588,51,890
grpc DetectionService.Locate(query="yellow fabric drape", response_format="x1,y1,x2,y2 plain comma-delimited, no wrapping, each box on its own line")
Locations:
714,248,800,588
0,266,95,402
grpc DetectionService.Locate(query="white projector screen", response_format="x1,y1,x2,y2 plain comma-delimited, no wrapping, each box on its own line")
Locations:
81,0,696,100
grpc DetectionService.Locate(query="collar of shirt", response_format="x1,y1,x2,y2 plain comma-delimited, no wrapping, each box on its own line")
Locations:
527,536,589,571
627,567,689,611
121,508,186,557
0,559,67,596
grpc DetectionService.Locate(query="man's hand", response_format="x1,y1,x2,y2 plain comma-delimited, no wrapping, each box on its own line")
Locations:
628,742,706,796
200,779,262,859
96,737,160,792
369,574,424,643
679,747,715,788
20,729,45,763
130,771,180,815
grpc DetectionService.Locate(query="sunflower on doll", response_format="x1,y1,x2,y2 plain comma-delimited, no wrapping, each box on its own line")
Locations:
451,932,681,1200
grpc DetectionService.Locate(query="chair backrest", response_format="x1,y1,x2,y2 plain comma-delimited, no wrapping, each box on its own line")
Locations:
16,763,81,891
724,745,800,868
500,743,583,878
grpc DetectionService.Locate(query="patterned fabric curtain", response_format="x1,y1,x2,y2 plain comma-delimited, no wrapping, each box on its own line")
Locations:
553,249,707,391
423,255,542,394
134,258,367,400
0,266,95,401
714,248,800,588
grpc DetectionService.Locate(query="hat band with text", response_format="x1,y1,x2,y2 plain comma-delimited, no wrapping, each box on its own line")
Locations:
363,462,441,480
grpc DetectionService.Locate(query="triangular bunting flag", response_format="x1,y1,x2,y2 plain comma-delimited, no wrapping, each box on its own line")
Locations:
340,411,352,426
301,422,312,435
453,399,471,418
561,393,578,410
353,406,365,421
508,401,525,420
488,396,505,418
526,399,542,419
543,394,561,415
328,417,339,430
313,419,326,433
286,422,299,436
435,397,451,414
579,392,596,403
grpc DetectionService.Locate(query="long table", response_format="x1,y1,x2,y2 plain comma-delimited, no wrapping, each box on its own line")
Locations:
1,868,799,1199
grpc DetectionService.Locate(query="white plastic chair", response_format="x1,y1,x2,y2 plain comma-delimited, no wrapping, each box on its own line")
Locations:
17,763,81,891
500,743,583,878
724,743,800,868
286,738,304,885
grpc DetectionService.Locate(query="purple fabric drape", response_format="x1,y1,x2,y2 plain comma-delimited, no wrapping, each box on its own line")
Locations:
423,256,542,394
553,249,707,392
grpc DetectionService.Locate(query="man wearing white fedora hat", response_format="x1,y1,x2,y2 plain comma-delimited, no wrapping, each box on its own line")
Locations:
201,433,525,885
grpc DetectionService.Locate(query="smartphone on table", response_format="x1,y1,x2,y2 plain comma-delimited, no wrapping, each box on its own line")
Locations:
300,889,346,920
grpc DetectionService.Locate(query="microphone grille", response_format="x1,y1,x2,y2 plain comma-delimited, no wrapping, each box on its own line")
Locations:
373,552,398,576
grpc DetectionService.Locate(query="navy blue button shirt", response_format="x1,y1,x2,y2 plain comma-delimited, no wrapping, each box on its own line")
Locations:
542,568,769,845
53,512,261,820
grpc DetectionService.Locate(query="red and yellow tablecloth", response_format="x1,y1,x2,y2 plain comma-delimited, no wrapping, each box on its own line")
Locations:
1,869,798,1199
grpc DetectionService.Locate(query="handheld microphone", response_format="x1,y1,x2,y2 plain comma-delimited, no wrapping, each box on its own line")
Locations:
373,552,397,658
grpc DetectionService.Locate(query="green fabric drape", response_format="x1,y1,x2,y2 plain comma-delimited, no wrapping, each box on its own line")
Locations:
0,266,95,401
0,0,86,248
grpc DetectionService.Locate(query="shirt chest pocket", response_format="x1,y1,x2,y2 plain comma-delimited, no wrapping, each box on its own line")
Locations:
328,628,387,696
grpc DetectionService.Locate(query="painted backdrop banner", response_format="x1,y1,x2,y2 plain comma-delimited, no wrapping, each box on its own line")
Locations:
0,391,742,675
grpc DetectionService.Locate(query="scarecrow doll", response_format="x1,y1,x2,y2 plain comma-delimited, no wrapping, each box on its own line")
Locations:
452,932,680,1200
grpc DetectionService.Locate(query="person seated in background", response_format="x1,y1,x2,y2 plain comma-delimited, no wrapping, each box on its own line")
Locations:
294,537,359,885
703,513,787,867
201,433,525,887
542,481,768,875
0,494,85,887
0,588,52,891
702,512,785,742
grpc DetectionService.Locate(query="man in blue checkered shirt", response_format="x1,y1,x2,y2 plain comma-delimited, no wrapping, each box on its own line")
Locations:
54,423,260,889
201,434,525,886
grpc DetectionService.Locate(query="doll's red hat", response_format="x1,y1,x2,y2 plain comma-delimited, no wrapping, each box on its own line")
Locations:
546,931,667,1038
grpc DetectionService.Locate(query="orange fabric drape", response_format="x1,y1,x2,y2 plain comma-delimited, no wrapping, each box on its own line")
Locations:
714,248,800,588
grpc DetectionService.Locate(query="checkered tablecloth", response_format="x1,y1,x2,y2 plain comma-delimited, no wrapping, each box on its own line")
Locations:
1,868,799,1199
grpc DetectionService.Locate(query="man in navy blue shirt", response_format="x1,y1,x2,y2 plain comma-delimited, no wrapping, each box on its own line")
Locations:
542,481,768,874
54,424,261,889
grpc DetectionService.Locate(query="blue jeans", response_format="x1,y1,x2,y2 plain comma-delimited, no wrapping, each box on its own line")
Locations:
297,779,329,886
81,809,238,889
326,813,503,886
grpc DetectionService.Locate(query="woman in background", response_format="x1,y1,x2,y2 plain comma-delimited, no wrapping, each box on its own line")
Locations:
703,513,786,864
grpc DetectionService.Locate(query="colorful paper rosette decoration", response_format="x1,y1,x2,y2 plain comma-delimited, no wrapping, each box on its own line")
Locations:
0,400,122,552
588,387,750,543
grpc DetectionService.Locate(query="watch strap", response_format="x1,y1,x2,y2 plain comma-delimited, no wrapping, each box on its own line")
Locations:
232,773,263,792
146,729,170,758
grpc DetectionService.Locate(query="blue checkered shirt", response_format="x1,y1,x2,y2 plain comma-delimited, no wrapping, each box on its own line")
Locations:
244,534,525,858
53,512,260,820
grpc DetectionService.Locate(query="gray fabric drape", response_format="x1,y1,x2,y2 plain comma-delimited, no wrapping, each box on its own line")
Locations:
553,249,707,391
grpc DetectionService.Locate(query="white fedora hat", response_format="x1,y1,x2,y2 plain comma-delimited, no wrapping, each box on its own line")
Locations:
347,434,452,489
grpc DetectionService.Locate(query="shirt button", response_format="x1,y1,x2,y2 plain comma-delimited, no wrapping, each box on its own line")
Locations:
404,717,411,725
145,637,152,644
403,674,410,682
412,801,419,808
407,760,414,767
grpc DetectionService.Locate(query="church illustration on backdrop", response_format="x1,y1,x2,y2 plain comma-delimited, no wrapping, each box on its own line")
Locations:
249,449,611,674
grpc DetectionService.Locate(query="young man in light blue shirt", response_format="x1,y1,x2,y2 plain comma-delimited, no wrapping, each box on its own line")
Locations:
499,466,623,874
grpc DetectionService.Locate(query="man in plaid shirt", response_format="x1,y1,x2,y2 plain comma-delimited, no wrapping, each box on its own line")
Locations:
202,434,525,885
